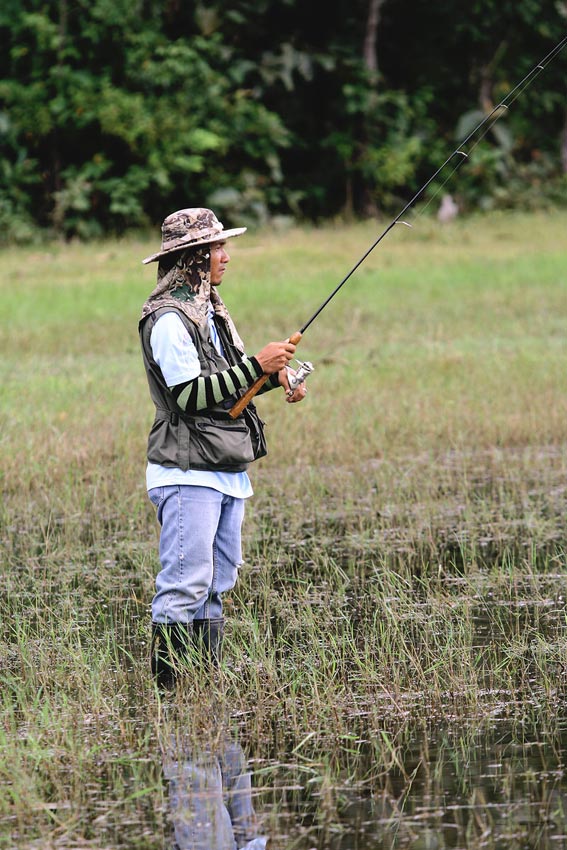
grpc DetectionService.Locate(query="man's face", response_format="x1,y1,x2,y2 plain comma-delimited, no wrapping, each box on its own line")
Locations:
209,240,230,286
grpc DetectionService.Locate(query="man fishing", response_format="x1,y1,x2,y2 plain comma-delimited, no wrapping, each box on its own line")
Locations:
139,207,307,688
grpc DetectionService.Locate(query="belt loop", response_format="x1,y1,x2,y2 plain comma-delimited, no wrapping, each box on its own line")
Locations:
170,411,179,426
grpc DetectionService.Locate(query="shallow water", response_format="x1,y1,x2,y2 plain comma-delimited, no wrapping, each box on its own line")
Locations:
158,708,567,850
3,452,567,849
153,591,567,850
7,691,567,850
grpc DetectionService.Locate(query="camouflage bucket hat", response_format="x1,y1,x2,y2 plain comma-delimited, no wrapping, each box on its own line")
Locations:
142,207,247,264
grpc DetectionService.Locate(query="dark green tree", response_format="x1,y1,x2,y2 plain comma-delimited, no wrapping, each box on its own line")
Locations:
0,0,565,239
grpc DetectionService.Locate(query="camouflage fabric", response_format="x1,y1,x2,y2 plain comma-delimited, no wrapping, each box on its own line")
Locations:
142,207,246,265
141,207,248,350
140,246,245,353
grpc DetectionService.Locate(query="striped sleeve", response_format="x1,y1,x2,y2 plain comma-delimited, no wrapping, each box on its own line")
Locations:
257,372,281,394
171,356,264,414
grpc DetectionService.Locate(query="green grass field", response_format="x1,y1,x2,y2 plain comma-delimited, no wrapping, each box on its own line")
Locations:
1,209,567,848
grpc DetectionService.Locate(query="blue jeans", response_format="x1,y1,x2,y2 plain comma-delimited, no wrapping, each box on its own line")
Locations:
164,740,268,850
149,485,245,625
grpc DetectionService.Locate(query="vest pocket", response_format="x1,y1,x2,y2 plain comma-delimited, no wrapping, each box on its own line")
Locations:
189,417,255,469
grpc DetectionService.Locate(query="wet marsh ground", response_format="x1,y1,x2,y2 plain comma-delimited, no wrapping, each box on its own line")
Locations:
1,210,567,848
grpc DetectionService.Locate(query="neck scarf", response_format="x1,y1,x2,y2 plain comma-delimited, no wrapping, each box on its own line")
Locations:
140,246,245,352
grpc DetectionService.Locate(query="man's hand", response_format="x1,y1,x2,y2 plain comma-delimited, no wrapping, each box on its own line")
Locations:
255,340,296,374
278,367,308,404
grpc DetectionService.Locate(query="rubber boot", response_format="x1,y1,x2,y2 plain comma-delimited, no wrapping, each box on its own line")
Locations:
151,622,193,689
192,618,224,668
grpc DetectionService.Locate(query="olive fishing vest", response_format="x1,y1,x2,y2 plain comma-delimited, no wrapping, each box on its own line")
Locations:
139,306,261,472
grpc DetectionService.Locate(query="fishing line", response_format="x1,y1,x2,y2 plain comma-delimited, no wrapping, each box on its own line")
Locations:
300,34,567,335
228,34,566,416
414,40,566,221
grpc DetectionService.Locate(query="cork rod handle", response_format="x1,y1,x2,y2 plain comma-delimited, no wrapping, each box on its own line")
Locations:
229,331,302,419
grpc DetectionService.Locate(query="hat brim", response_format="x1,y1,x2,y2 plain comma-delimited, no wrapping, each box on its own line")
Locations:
142,226,247,264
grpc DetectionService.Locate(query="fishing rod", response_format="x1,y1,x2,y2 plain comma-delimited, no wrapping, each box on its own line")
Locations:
229,34,567,419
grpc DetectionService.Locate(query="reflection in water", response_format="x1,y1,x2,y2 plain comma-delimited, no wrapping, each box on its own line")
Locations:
153,592,567,849
160,706,267,850
336,721,567,850
240,715,567,849
154,704,567,849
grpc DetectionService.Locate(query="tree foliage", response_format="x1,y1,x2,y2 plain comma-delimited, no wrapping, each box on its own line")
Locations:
0,0,565,240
